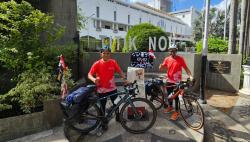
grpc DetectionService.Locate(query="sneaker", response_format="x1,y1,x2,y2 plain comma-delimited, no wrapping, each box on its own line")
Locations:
170,111,180,121
163,106,173,113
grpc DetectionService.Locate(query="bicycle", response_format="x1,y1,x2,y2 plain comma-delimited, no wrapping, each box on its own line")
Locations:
145,78,204,130
56,55,157,135
61,81,157,135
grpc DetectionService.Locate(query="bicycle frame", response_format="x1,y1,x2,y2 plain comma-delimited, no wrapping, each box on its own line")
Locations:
148,82,185,106
88,89,138,121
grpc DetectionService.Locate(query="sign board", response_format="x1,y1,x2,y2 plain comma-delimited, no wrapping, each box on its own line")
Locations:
209,61,231,74
130,52,153,68
127,67,145,97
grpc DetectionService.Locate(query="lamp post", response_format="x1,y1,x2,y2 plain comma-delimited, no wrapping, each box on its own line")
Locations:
224,0,227,40
199,0,210,104
85,13,95,49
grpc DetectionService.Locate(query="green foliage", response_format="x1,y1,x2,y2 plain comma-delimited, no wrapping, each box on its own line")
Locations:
41,43,84,68
196,38,228,53
111,38,117,52
0,69,59,113
77,7,86,31
0,1,79,114
193,8,229,42
124,23,168,52
0,0,64,75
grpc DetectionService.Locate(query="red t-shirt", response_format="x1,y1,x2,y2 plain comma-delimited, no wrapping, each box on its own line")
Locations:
162,55,188,83
88,59,122,93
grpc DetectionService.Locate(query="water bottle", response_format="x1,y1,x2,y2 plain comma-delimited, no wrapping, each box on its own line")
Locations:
114,95,122,105
168,92,174,99
179,94,184,105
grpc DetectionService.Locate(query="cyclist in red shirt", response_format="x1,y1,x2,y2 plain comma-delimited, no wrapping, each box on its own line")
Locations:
159,44,193,121
88,46,127,130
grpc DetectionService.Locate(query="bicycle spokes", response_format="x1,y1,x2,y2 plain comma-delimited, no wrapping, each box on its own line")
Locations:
179,96,204,130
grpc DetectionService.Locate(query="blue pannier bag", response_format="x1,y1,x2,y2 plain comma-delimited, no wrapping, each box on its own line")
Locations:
66,87,90,105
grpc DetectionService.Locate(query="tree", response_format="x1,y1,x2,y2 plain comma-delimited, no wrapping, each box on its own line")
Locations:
123,23,168,52
243,0,250,57
193,8,230,42
111,38,117,52
0,0,64,75
239,0,247,55
228,0,238,54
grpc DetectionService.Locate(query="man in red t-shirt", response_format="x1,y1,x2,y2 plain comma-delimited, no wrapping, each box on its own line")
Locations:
88,46,127,130
159,44,193,121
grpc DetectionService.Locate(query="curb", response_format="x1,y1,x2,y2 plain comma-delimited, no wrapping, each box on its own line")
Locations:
7,129,53,142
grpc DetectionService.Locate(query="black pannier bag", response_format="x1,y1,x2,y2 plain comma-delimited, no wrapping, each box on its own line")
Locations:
60,85,97,119
145,79,163,96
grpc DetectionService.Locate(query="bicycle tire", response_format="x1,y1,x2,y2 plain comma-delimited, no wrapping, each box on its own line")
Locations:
119,98,157,134
147,90,164,110
68,103,102,133
179,95,204,130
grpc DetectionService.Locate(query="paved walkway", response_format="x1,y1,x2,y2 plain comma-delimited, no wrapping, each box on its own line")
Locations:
203,90,250,142
9,109,204,142
7,89,250,142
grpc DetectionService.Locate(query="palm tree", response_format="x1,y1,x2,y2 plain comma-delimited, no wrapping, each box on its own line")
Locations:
239,0,247,55
244,0,250,57
228,0,238,54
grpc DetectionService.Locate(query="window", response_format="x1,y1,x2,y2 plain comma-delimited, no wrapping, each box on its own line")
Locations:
96,7,99,18
128,15,130,24
105,25,111,29
119,27,124,31
114,11,116,21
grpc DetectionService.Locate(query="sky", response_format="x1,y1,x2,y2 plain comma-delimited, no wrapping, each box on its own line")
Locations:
130,0,227,12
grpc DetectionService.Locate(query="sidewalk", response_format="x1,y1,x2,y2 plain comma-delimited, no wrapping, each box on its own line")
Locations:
7,89,250,142
8,110,204,142
203,89,250,142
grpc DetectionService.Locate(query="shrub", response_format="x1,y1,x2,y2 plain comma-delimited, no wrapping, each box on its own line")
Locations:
124,23,168,52
196,37,228,54
111,38,117,52
0,0,64,75
1,69,54,113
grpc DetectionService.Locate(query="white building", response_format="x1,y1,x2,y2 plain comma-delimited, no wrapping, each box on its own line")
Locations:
170,7,200,35
78,0,196,50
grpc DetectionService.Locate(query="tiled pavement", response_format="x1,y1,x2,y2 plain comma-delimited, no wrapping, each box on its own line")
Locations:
8,89,250,142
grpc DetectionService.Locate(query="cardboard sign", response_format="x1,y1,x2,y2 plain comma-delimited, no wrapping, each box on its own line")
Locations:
130,52,153,68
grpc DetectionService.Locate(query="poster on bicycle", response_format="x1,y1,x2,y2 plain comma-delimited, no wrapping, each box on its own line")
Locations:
127,67,145,97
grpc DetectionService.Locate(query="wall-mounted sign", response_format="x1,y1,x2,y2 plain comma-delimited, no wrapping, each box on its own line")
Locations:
130,52,153,68
209,61,231,74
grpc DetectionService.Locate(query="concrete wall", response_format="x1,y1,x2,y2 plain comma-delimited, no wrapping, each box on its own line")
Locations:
206,54,242,92
28,0,77,44
81,52,241,92
0,99,63,142
81,52,201,89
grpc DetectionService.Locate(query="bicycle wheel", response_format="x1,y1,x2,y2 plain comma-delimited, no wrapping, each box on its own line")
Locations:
147,90,164,110
179,95,204,130
68,103,102,133
119,98,157,134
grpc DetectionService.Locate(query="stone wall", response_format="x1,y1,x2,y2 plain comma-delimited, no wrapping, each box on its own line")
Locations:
206,54,242,92
0,99,63,142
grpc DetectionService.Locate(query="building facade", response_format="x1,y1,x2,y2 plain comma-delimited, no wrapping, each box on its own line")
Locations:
170,7,200,34
78,0,195,50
